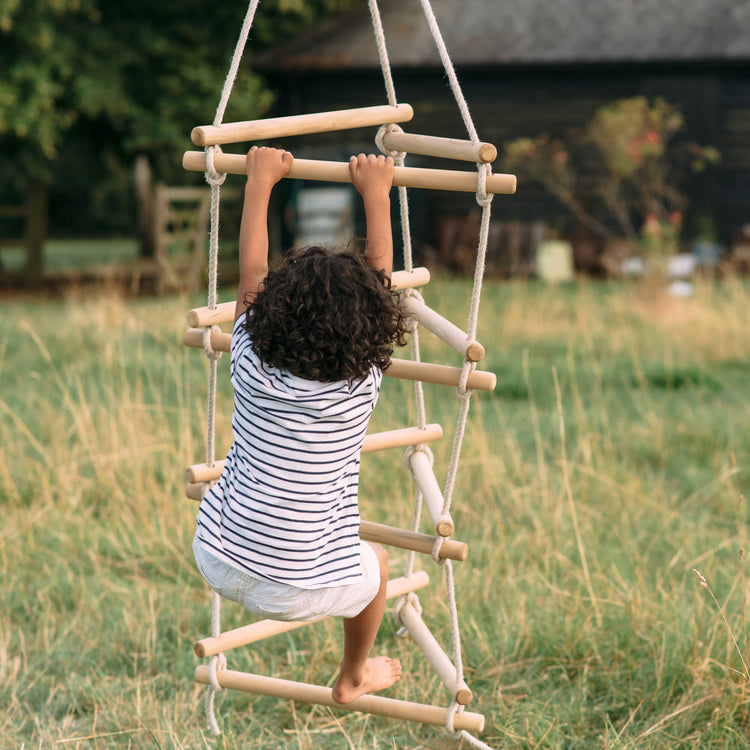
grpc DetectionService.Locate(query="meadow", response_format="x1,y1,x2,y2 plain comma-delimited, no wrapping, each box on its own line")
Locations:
1,272,749,749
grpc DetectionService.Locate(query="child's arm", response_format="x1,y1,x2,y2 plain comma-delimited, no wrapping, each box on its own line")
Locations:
235,146,294,320
348,153,395,278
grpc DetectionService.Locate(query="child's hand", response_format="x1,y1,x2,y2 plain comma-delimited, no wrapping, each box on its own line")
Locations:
349,153,394,201
246,146,294,191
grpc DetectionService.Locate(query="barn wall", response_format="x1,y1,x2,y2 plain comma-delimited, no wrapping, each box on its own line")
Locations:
260,61,749,266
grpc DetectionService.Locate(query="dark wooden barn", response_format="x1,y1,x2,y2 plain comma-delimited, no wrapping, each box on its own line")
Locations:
253,0,750,273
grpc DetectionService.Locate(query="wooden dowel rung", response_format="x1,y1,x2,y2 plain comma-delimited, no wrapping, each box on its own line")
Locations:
360,520,467,562
402,295,485,362
194,571,429,657
382,130,497,163
408,450,453,537
391,267,431,292
396,601,473,705
385,358,496,392
186,302,234,328
187,460,225,484
194,667,485,731
183,151,517,195
363,423,443,453
191,103,414,146
384,569,431,599
184,328,497,391
196,617,310,656
186,268,431,327
185,423,443,484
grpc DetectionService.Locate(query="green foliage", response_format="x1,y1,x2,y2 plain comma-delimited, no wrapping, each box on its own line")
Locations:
2,273,750,747
0,0,100,173
502,97,720,256
0,0,361,228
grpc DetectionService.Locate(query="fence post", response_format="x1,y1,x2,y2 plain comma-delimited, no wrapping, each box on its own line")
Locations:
23,180,48,285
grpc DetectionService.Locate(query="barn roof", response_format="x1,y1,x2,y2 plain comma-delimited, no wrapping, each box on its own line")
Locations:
255,0,750,70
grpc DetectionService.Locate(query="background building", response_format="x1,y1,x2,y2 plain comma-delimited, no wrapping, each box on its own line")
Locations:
255,0,750,273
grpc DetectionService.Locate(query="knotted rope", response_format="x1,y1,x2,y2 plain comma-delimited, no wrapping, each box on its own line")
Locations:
199,0,261,735
369,2,496,748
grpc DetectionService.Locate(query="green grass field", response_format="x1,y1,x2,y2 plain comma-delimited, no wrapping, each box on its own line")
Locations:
1,273,749,749
0,239,141,274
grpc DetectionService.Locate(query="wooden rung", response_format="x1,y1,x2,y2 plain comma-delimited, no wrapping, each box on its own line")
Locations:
186,461,224,485
186,267,430,327
194,571,429,657
402,295,485,362
184,327,497,391
194,667,485,732
362,423,444,453
408,450,454,537
183,151,517,195
191,104,415,147
386,359,496,392
396,600,473,705
382,130,497,164
360,520,467,562
185,301,234,328
185,423,443,483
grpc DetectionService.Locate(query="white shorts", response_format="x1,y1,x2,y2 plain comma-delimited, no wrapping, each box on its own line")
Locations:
192,536,381,621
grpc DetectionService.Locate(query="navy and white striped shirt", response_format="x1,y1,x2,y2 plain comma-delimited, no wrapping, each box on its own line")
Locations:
195,315,382,589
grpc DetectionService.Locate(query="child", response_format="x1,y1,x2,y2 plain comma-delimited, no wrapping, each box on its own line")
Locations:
193,146,409,704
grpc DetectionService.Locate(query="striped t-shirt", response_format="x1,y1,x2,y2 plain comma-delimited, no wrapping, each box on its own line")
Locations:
195,315,382,589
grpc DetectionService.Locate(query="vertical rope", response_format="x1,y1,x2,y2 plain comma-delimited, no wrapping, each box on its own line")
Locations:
416,0,479,144
205,0,261,307
410,327,427,429
466,197,492,340
367,0,398,106
203,180,224,740
440,387,472,515
368,0,427,461
212,0,262,129
199,0,261,735
417,0,494,334
411,3,496,748
368,0,416,274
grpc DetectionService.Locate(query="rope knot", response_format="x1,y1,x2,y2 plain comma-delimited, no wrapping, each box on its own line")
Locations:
475,163,494,208
431,534,448,566
445,701,462,736
457,361,475,400
204,145,227,187
203,325,223,362
375,123,407,161
398,288,422,335
208,652,227,693
404,444,434,477
392,591,422,636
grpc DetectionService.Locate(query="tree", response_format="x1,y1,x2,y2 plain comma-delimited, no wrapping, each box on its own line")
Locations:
0,0,361,241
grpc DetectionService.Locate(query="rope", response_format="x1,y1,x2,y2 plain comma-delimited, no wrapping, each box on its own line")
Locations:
199,0,261,735
369,0,427,439
402,3,495,748
417,0,479,145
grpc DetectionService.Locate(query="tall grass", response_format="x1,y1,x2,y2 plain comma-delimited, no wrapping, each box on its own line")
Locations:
1,276,749,748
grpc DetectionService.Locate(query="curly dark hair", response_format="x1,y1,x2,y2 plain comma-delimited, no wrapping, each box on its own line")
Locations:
243,246,408,382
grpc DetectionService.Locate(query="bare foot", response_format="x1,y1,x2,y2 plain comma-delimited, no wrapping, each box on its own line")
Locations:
331,656,402,704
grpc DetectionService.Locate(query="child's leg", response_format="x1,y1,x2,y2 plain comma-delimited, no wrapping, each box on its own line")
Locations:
331,543,402,703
